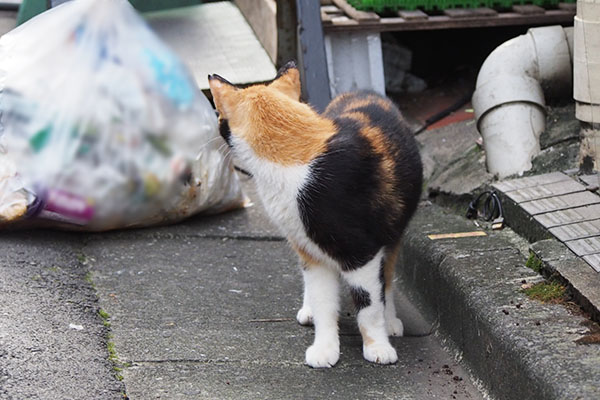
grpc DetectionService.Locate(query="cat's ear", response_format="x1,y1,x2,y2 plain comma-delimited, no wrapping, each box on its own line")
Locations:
270,60,301,101
208,74,238,117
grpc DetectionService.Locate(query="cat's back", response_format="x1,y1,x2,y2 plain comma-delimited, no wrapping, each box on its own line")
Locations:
324,91,400,121
320,91,421,186
322,91,420,167
298,91,423,270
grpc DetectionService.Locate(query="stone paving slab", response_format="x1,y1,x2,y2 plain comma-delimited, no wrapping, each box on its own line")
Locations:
580,174,600,188
493,171,570,192
583,254,600,273
535,204,600,228
549,218,600,241
503,178,585,203
519,191,600,215
565,236,600,257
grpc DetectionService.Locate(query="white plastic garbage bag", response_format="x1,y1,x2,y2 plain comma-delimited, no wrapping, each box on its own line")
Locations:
0,0,244,230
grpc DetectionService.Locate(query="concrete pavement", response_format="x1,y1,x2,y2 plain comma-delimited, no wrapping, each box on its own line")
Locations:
3,177,600,399
81,189,485,400
0,231,125,399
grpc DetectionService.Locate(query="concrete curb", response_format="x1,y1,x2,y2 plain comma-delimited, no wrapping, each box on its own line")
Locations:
399,203,600,400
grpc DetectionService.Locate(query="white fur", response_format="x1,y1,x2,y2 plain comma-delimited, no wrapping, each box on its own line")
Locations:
296,276,313,326
302,266,340,368
343,250,398,364
384,287,404,337
231,136,337,269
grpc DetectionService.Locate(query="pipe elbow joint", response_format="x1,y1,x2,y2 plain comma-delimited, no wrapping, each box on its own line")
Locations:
472,26,573,178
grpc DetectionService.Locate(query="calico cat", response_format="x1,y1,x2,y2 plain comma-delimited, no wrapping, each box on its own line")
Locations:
208,61,422,368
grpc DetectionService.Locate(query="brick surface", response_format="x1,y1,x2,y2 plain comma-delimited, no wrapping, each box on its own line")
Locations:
535,204,600,228
583,254,600,273
520,191,600,215
493,172,570,193
505,179,585,203
565,236,600,256
549,219,600,241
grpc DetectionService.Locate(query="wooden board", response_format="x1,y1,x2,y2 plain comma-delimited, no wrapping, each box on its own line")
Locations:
331,0,379,23
397,10,428,20
145,2,276,90
322,2,576,32
512,4,545,15
235,0,277,64
443,7,497,18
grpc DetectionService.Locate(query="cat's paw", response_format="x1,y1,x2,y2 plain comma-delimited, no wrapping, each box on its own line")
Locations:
296,307,313,326
305,342,339,368
386,316,404,337
363,342,398,364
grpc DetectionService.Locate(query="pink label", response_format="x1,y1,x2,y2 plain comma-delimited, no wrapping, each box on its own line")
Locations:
44,188,94,222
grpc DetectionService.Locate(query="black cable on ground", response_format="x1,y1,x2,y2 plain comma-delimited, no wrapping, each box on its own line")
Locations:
466,190,504,230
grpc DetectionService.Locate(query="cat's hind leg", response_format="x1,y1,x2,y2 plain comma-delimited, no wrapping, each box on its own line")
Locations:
301,265,341,368
383,243,404,337
343,250,398,364
296,271,313,326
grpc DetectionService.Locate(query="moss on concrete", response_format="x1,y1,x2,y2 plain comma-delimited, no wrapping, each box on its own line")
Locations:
523,281,567,303
525,252,543,274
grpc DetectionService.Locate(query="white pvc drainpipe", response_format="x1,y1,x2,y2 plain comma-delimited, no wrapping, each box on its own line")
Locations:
472,26,573,178
575,0,600,171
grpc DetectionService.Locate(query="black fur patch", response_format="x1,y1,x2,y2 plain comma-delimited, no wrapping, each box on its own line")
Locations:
208,73,233,86
218,118,233,147
297,91,423,271
275,60,297,79
298,120,383,270
350,287,371,311
379,257,386,305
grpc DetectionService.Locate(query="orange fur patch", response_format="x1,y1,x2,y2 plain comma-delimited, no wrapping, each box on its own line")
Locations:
359,125,402,212
384,242,402,293
341,111,370,126
328,93,393,115
359,324,376,346
227,87,336,166
337,106,405,216
290,241,320,268
269,68,302,101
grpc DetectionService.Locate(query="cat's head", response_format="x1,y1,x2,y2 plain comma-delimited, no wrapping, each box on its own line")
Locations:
208,61,333,168
208,60,301,143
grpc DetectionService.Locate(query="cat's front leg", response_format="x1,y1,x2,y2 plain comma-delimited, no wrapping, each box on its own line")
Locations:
301,265,340,368
343,252,398,365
